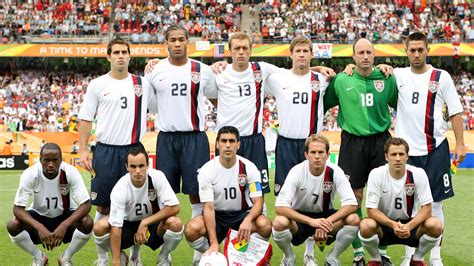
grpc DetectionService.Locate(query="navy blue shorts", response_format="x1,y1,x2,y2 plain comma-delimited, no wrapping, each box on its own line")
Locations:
216,133,269,193
408,139,453,202
26,210,76,245
156,131,210,195
91,142,144,206
120,220,163,250
274,136,306,195
339,130,390,189
215,210,248,244
291,209,338,246
379,219,419,247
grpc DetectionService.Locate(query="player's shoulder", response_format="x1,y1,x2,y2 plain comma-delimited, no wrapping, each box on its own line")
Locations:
236,155,258,169
199,157,216,173
433,67,454,81
393,66,410,76
190,58,210,68
147,168,167,180
369,164,388,177
21,163,41,179
60,162,81,176
88,73,109,87
406,164,428,179
326,161,346,177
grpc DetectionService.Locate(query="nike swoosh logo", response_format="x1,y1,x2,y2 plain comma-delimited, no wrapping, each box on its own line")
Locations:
223,80,230,84
262,185,269,189
444,189,451,194
103,92,111,96
282,87,289,90
400,84,406,88
346,87,354,91
159,78,166,81
300,188,307,191
383,190,389,193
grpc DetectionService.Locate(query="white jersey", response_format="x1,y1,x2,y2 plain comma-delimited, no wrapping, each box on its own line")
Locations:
213,62,281,136
198,155,262,211
265,70,329,139
366,164,433,220
394,66,463,155
145,58,216,132
276,161,357,213
78,73,154,145
109,169,179,227
14,162,90,218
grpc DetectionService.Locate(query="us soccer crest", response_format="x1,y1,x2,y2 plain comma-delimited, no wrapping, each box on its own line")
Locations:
134,84,143,97
90,192,97,201
429,81,440,93
405,183,415,196
253,70,262,83
60,184,69,196
191,72,201,84
311,80,320,92
374,80,384,92
323,181,334,193
238,174,247,187
274,184,281,193
148,189,157,201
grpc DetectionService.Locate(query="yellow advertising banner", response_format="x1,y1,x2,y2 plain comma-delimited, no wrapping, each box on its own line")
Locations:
0,43,473,57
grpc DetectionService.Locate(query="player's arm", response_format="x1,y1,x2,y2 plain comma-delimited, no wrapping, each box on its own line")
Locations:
406,203,431,232
323,77,339,112
52,200,91,247
78,119,93,173
136,204,179,244
310,66,336,81
276,206,333,233
203,201,219,253
366,207,397,229
343,63,393,78
110,226,123,266
13,205,54,250
237,194,263,242
327,204,358,225
450,112,466,163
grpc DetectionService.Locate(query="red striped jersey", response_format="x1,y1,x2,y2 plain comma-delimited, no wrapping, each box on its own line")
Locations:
275,161,357,213
265,70,329,139
198,155,262,212
145,58,216,132
366,164,433,220
79,73,153,145
212,62,281,136
394,66,463,156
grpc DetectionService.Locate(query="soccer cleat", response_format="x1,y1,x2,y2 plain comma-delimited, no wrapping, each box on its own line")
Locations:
303,254,318,266
381,255,393,266
324,257,341,266
58,253,73,266
352,255,365,266
121,251,129,265
93,258,109,266
156,254,172,266
31,253,48,266
280,255,296,266
130,256,143,266
367,261,382,266
429,258,444,266
410,257,427,266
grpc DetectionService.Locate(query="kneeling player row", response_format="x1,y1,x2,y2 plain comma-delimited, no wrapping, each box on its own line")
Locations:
7,131,441,266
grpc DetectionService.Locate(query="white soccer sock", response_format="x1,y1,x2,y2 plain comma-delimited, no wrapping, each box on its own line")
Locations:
251,232,267,241
94,211,107,223
404,246,416,259
188,236,210,253
129,244,141,259
304,237,315,257
359,232,381,261
193,251,203,263
328,225,358,259
9,231,42,259
272,228,295,259
63,229,91,258
430,201,444,260
94,232,110,260
191,203,203,218
414,234,440,261
159,227,184,259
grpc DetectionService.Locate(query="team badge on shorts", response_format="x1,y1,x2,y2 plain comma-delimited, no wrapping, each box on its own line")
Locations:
429,81,440,93
91,192,97,201
191,72,201,84
148,189,157,201
134,84,143,97
274,184,281,193
253,70,262,83
311,80,320,92
374,80,384,92
60,184,69,196
323,181,334,193
238,174,247,187
405,183,415,196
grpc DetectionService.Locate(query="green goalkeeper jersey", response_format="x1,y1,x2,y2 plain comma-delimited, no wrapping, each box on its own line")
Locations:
324,69,398,136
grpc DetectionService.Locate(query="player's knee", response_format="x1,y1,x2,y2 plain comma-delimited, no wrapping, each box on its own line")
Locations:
255,215,272,238
272,215,290,231
359,218,377,238
345,213,360,226
96,206,110,216
78,215,93,234
93,218,110,236
424,217,442,237
185,219,203,241
6,217,23,235
165,216,183,232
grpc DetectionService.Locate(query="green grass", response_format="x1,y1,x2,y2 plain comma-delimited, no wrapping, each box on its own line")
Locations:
0,169,473,265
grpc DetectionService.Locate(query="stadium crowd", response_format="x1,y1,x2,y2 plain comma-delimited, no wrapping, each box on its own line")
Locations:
0,69,472,133
0,0,242,44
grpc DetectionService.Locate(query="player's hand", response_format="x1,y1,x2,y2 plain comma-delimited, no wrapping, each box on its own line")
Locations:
237,217,252,242
210,61,228,74
51,223,68,248
79,149,94,174
204,244,220,255
453,143,467,163
343,64,356,76
313,66,336,81
376,64,394,78
134,223,149,245
38,226,54,250
310,218,333,233
313,228,328,241
393,221,410,239
145,58,160,74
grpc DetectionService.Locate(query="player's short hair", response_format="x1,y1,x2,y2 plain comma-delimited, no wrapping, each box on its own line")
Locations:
165,24,189,41
305,134,330,153
352,38,374,54
40,143,62,158
126,147,149,166
217,126,240,142
107,38,130,56
228,32,253,50
290,36,313,54
384,137,410,154
406,32,428,48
